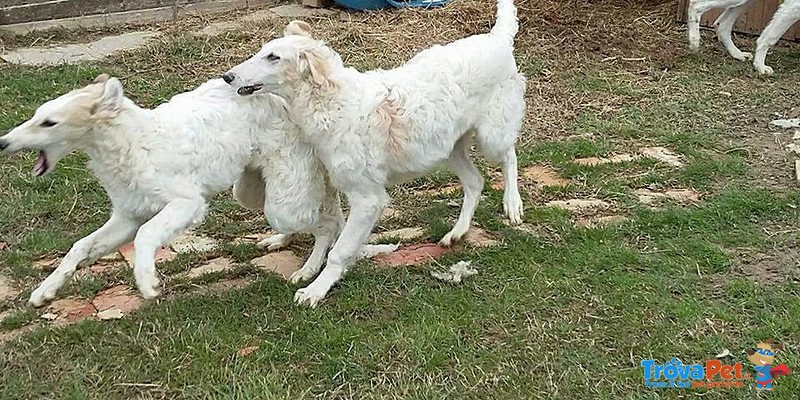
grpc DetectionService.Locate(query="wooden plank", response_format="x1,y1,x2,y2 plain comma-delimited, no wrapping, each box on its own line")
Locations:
0,0,176,25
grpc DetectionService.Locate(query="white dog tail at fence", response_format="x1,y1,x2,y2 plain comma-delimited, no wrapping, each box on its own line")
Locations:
491,0,518,43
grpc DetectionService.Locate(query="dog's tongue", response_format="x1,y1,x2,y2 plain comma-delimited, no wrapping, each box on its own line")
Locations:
33,150,48,177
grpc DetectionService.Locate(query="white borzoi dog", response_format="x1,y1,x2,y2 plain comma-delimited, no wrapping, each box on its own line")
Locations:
688,0,800,74
0,74,343,306
223,0,526,307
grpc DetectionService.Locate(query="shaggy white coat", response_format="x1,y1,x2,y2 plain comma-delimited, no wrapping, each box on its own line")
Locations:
687,0,800,74
225,0,526,307
0,75,341,306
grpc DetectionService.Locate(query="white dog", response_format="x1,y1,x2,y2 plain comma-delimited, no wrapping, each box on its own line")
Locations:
688,0,800,74
224,0,526,307
0,74,343,306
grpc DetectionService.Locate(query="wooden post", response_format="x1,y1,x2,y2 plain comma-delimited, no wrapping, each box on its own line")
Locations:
302,0,331,8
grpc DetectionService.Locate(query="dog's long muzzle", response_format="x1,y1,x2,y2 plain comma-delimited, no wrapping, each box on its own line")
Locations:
0,138,9,153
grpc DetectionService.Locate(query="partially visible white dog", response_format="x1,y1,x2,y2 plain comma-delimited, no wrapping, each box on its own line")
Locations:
224,0,526,306
687,0,800,74
0,74,342,306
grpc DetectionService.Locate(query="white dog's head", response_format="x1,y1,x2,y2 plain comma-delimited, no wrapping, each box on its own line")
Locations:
223,21,341,98
0,74,124,177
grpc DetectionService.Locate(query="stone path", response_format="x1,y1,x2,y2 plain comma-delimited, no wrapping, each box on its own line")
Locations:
1,4,336,67
1,31,160,66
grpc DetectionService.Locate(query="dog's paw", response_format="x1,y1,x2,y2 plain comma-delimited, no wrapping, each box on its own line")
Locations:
503,197,524,226
439,230,465,247
29,285,57,308
289,268,316,284
756,64,774,75
136,276,162,299
257,234,292,252
732,51,752,61
294,286,327,307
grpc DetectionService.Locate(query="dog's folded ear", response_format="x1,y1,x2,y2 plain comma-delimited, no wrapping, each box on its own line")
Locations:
92,77,124,118
93,73,110,84
300,49,333,89
284,20,312,38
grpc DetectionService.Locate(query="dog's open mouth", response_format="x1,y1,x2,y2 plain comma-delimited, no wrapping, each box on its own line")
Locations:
33,150,49,177
237,84,264,96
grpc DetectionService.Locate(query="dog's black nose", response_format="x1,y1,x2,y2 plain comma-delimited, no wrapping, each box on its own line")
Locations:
0,139,8,152
222,73,235,84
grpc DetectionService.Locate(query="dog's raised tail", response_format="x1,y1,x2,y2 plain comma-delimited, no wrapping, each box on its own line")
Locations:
491,0,518,43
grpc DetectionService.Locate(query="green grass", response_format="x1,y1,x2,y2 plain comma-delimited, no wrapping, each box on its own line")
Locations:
1,2,800,399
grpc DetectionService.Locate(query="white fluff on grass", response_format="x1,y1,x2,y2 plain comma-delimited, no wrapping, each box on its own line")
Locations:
431,261,478,283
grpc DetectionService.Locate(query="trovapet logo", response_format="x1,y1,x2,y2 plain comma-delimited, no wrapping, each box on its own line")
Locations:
641,358,749,389
642,338,791,391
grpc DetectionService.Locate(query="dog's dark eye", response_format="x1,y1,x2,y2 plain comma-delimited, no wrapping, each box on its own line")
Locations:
266,53,280,62
40,119,58,128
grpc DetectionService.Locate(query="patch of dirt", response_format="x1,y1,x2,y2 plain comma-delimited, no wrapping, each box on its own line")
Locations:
638,147,684,167
463,228,500,248
381,207,399,220
494,165,569,190
170,232,218,253
736,121,797,189
237,345,259,357
0,275,20,303
250,251,303,280
735,247,800,286
547,199,612,212
203,277,252,293
522,165,570,187
574,154,639,166
372,243,451,267
635,188,701,205
369,227,425,243
184,257,235,279
32,258,57,270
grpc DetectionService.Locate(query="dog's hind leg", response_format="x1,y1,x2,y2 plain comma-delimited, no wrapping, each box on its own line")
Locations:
715,0,755,60
440,137,484,246
133,198,208,298
29,213,139,306
476,76,525,225
294,189,389,307
754,0,800,75
289,189,343,284
688,0,746,51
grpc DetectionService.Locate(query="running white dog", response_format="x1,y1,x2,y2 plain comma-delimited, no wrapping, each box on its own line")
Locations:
0,74,343,306
224,0,526,306
687,0,800,74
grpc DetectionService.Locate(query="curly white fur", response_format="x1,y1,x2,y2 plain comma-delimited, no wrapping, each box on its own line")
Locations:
226,0,526,307
0,75,341,306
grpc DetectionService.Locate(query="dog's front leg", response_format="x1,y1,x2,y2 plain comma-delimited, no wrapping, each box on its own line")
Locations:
29,213,140,307
133,199,208,299
294,190,388,307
